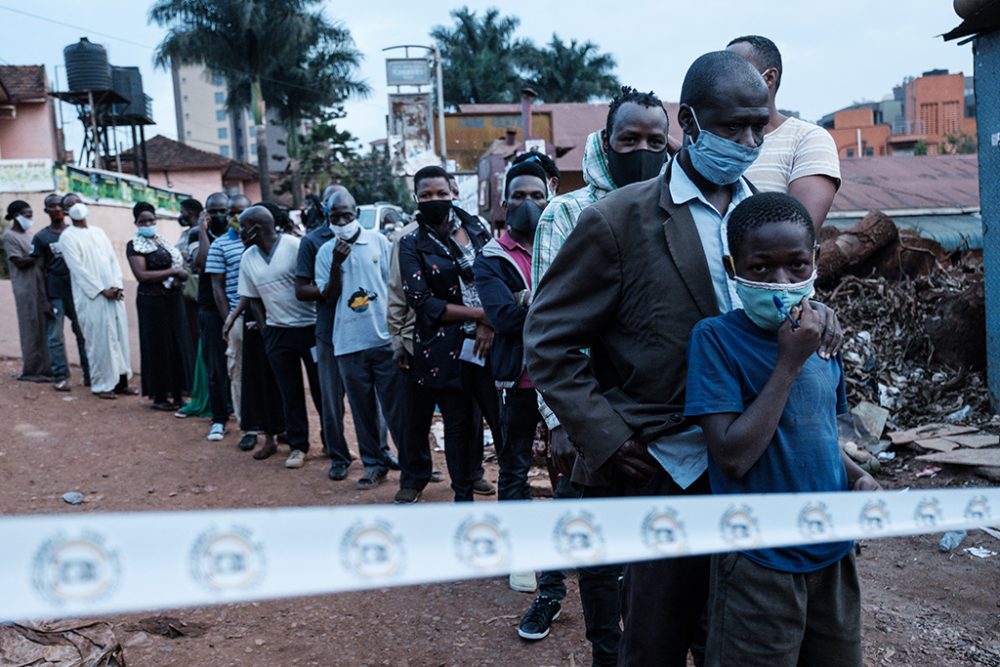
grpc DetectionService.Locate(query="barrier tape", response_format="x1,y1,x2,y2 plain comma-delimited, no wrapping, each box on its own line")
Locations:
2,487,997,621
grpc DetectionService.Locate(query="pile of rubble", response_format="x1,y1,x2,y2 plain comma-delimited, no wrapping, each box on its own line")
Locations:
815,211,988,430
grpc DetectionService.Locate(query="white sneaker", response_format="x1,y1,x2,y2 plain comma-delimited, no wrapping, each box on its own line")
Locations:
509,571,537,593
207,423,226,441
285,450,306,469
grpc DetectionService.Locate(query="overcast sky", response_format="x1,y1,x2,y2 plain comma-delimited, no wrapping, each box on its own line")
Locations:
3,0,974,157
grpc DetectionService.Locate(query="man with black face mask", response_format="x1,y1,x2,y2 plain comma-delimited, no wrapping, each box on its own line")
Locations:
473,160,553,627
189,191,232,441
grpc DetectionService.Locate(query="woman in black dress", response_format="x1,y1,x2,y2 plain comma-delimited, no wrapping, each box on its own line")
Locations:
125,202,193,410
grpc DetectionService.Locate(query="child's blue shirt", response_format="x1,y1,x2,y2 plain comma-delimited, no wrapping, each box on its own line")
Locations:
685,309,853,573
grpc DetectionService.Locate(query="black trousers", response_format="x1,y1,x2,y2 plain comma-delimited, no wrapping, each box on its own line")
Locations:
240,322,285,436
496,387,539,501
198,308,230,424
263,325,322,452
617,469,711,667
398,365,436,491
430,362,501,501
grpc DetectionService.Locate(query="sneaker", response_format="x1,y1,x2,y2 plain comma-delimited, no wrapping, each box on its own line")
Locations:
238,433,258,451
393,488,421,504
473,479,496,496
517,596,561,641
429,470,445,483
509,571,537,593
356,469,387,490
207,423,226,441
285,450,306,469
386,453,401,471
328,463,349,480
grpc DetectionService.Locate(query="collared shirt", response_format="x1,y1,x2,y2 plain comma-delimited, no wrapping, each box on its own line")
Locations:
238,235,316,328
315,228,393,356
667,158,752,313
204,228,245,313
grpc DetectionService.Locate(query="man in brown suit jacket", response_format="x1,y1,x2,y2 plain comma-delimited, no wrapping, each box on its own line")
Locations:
525,51,843,667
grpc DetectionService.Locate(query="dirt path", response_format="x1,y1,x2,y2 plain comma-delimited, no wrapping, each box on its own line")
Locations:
1,358,998,666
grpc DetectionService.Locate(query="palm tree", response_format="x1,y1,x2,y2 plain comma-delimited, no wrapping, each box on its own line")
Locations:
526,35,620,104
430,7,534,107
150,0,369,199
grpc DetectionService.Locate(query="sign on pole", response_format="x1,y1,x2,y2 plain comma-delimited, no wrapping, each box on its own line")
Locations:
386,58,433,87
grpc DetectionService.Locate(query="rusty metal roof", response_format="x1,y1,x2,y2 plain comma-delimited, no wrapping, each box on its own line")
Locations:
0,65,48,103
832,154,979,212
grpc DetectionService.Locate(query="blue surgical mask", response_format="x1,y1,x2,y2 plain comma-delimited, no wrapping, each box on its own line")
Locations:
15,215,32,231
732,268,816,331
137,225,157,238
687,110,762,185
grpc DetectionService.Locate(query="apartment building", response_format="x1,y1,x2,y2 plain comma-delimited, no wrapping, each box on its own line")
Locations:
170,63,286,172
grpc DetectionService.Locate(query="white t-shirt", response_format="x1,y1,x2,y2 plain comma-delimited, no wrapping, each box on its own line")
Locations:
238,235,316,328
745,116,841,194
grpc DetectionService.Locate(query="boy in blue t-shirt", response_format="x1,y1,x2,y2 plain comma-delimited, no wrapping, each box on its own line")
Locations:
685,192,880,667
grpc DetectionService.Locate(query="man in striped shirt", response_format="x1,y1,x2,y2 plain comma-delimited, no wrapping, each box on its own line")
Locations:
728,35,841,230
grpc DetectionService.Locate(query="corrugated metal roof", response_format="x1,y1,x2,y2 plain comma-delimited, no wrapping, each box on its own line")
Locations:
832,155,979,213
0,65,47,103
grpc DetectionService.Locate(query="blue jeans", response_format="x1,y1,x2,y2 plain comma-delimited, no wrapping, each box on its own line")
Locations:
47,297,89,382
336,344,403,475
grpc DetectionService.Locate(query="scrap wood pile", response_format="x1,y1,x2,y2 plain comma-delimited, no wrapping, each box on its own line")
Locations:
815,210,988,430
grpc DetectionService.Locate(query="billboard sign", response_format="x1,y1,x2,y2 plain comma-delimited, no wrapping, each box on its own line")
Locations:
386,58,432,87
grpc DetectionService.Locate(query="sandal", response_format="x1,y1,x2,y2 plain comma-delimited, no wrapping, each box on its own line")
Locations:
253,439,278,460
53,380,71,392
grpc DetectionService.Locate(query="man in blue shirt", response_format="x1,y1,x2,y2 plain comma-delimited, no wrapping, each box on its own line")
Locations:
685,192,878,667
315,189,404,490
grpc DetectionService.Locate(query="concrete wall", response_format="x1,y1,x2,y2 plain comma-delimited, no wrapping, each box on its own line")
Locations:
0,102,58,161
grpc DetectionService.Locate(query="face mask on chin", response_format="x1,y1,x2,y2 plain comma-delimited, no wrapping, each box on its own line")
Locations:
732,269,817,331
606,146,668,188
686,109,762,186
417,199,453,227
505,199,543,237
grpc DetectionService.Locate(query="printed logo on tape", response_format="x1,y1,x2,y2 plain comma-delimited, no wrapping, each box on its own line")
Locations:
189,525,266,593
914,497,943,527
454,514,510,571
859,500,891,533
720,505,760,548
965,496,991,522
641,507,687,556
340,519,404,579
553,511,604,562
31,530,121,606
798,502,834,540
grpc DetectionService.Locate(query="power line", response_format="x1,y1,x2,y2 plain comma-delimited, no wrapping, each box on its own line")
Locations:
0,4,153,50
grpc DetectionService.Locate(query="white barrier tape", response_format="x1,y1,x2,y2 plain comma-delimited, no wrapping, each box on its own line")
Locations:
2,487,996,621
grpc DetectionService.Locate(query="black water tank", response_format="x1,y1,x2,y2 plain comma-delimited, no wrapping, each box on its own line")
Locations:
64,38,110,92
111,66,143,117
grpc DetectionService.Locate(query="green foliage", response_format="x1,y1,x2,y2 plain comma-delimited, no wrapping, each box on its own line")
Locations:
431,7,619,107
284,111,360,195
940,132,977,155
336,152,414,212
523,35,620,103
913,140,929,156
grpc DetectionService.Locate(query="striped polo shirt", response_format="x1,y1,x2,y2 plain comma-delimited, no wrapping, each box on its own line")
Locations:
205,228,245,313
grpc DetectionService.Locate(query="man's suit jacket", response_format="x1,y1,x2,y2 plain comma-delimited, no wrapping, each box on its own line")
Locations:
524,161,725,487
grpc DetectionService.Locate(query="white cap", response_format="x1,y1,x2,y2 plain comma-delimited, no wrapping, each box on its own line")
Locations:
68,202,89,221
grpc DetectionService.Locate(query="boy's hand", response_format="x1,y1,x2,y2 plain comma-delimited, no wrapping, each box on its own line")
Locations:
809,301,844,360
777,299,822,370
853,474,882,491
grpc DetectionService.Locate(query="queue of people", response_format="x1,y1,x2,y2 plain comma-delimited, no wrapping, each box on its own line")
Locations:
2,35,879,667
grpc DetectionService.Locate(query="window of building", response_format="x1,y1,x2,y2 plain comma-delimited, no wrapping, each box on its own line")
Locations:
181,77,187,84
186,130,191,137
216,110,227,122
248,126,256,137
218,127,228,140
865,147,874,157
250,142,257,153
214,92,225,105
846,148,855,158
220,146,230,157
184,112,190,120
212,74,224,86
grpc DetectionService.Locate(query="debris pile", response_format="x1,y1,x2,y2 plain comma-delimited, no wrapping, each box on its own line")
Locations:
817,268,988,429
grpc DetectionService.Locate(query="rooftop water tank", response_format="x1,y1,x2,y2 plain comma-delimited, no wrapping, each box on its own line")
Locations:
111,66,144,118
64,37,111,92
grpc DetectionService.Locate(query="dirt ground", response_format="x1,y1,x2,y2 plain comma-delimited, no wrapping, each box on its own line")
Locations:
1,358,999,667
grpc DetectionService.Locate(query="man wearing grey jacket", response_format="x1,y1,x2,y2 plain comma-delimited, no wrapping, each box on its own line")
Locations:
525,51,842,666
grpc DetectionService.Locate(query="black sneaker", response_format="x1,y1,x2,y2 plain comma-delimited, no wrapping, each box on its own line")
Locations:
356,468,387,490
328,463,350,481
238,434,258,451
517,595,561,640
393,487,421,504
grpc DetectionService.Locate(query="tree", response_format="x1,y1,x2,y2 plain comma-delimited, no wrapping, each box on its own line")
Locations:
431,7,534,107
524,35,620,103
285,111,360,195
940,132,977,155
913,140,929,156
150,0,369,200
336,151,413,212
